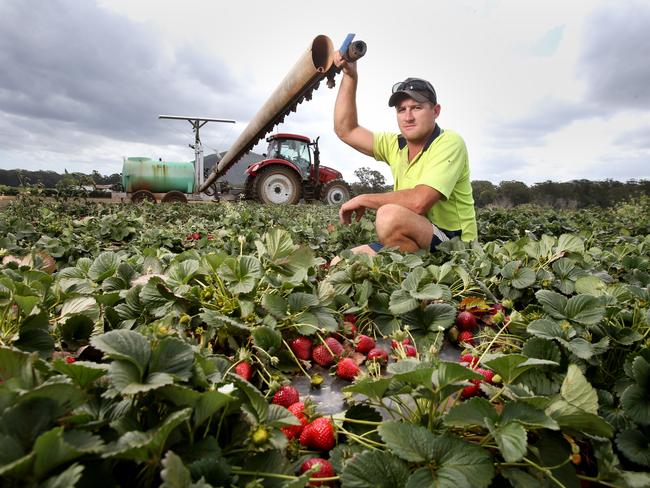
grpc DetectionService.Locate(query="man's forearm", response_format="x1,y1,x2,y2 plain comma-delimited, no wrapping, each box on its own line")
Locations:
334,73,359,140
356,187,437,216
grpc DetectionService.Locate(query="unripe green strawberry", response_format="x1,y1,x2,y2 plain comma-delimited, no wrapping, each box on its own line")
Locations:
492,310,505,325
251,425,269,445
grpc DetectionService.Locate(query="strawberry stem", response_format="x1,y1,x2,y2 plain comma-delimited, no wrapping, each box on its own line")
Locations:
282,338,312,379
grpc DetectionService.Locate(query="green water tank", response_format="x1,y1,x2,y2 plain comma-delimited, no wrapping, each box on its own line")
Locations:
122,157,195,193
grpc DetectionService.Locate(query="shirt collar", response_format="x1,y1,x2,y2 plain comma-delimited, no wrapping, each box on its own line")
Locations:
397,124,442,151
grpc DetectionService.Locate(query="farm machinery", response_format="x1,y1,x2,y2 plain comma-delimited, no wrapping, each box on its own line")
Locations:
242,133,351,205
117,34,365,205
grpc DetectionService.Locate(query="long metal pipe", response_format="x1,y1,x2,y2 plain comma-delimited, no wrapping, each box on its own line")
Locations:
199,35,335,192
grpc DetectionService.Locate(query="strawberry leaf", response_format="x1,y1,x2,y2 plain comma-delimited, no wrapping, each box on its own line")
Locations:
340,450,410,488
377,429,494,488
444,397,497,428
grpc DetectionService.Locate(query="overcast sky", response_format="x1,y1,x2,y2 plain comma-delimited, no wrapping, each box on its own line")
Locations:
1,0,648,185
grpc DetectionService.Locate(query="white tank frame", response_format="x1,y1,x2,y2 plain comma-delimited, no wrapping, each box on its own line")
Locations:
158,115,235,193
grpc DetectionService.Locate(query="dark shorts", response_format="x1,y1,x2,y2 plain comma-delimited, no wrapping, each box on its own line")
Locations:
368,226,462,253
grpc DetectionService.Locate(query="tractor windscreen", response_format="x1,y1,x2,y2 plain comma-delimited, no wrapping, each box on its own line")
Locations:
268,139,311,178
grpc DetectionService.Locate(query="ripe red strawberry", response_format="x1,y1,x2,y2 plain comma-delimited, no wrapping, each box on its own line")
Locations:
65,356,76,364
299,458,335,486
490,303,505,315
336,358,360,381
192,232,201,240
476,368,495,383
281,401,308,440
403,345,417,357
456,311,478,330
312,345,334,367
366,347,388,364
344,314,357,325
300,417,336,451
391,337,412,349
289,336,312,361
324,337,344,357
272,385,300,408
235,361,252,381
461,380,481,398
460,354,478,366
354,334,375,354
458,330,475,345
342,321,357,338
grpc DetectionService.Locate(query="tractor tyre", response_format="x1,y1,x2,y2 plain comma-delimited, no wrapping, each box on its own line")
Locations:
321,179,352,205
161,191,188,203
131,190,157,204
255,166,301,205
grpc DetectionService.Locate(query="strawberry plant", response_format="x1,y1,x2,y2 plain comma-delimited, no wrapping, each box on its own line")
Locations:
0,196,648,487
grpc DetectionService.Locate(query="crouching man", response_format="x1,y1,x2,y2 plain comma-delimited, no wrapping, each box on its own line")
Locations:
332,52,477,258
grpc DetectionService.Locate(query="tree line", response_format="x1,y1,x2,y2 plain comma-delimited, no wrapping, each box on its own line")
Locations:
352,167,649,208
1,167,648,208
0,169,121,189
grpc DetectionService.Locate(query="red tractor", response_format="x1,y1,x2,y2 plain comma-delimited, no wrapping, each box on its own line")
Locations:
243,133,352,205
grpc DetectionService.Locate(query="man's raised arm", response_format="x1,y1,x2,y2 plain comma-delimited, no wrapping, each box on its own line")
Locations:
333,52,374,157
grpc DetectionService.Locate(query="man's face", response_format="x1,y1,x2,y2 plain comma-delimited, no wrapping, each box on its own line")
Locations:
395,98,440,142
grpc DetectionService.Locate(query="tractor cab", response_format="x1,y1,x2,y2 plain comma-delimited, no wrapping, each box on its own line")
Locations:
265,134,312,179
243,132,351,205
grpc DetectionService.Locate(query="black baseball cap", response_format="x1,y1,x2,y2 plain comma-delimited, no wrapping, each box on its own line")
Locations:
388,77,437,107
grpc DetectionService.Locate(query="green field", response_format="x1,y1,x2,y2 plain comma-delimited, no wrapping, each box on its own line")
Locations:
0,196,648,487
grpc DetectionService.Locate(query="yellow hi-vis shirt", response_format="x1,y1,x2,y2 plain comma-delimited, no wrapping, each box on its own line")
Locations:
373,128,478,241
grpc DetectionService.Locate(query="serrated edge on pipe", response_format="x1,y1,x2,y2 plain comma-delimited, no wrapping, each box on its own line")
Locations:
200,35,334,192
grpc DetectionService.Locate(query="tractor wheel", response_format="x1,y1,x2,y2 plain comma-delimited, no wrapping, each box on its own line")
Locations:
255,166,301,205
161,191,188,203
321,179,352,205
131,190,157,204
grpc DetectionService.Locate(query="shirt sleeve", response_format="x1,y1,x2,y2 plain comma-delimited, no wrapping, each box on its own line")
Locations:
372,132,396,164
418,134,467,200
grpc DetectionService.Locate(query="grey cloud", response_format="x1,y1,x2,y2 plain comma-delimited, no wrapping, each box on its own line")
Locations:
614,126,650,148
579,3,650,109
489,100,595,147
585,154,650,181
0,0,257,152
488,2,650,147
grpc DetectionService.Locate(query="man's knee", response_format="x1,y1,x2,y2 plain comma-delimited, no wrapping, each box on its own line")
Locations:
376,204,405,231
375,204,413,239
